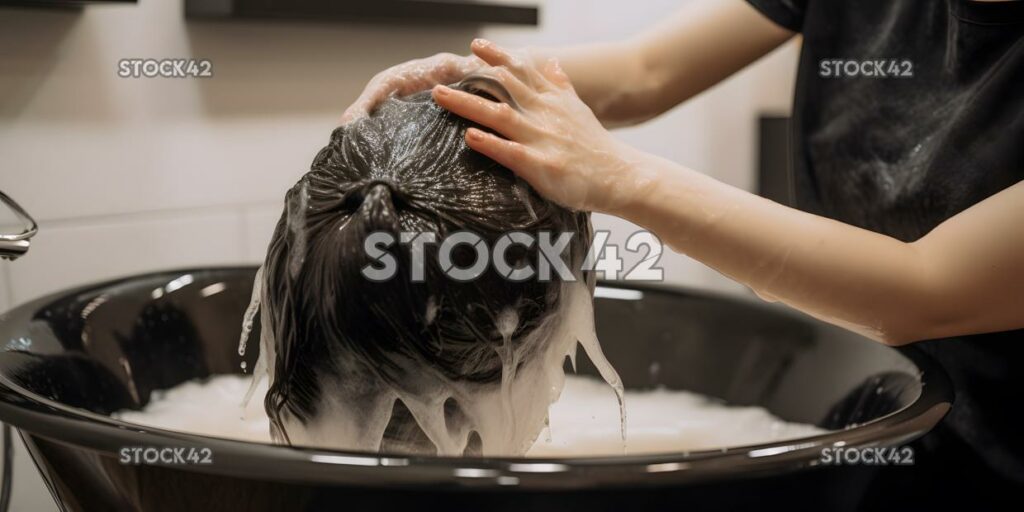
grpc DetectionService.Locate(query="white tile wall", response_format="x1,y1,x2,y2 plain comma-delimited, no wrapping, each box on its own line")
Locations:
6,209,246,304
242,203,285,264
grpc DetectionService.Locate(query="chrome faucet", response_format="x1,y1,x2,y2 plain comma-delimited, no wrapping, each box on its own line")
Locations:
0,190,37,261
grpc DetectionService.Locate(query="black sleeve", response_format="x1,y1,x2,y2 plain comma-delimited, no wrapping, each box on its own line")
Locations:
745,0,807,32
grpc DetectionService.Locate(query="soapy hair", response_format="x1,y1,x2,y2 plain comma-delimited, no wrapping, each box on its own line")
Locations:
259,82,593,444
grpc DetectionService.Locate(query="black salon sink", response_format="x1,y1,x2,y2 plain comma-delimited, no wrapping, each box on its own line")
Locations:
0,267,950,511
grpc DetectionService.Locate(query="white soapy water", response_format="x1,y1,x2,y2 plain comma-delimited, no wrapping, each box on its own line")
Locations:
138,270,821,457
114,373,826,457
239,275,627,457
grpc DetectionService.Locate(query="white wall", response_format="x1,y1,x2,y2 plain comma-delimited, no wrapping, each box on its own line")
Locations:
0,0,798,509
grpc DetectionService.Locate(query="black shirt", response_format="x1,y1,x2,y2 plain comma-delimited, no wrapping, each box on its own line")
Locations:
746,0,1024,506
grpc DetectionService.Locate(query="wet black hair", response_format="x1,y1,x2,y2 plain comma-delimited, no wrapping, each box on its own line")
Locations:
260,82,593,444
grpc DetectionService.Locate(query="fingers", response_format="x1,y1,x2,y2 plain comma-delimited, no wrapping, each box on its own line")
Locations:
471,39,567,94
470,39,525,72
465,128,542,183
433,85,534,140
454,68,532,114
473,66,534,104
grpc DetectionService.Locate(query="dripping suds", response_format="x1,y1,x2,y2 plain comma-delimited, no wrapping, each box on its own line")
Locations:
240,267,273,409
495,308,520,446
237,278,627,457
566,283,628,448
425,296,439,326
237,265,264,364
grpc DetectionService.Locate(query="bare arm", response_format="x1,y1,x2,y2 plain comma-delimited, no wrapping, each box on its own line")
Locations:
619,155,1024,345
548,0,795,126
431,41,1024,347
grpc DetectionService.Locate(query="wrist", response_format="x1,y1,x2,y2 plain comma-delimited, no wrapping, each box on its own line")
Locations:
600,143,660,218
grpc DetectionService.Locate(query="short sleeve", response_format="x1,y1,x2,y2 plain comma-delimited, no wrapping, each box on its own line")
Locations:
745,0,807,32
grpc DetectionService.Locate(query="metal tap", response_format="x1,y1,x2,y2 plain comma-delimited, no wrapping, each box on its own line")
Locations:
0,190,37,261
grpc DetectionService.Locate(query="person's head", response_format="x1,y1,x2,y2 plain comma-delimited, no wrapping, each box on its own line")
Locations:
258,80,594,455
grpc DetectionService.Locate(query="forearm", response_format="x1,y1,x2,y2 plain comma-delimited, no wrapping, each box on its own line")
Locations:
612,152,1024,345
543,41,657,127
430,33,1024,346
542,0,795,126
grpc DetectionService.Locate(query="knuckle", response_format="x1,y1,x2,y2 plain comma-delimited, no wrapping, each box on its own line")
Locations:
509,144,529,160
494,67,514,82
543,153,566,172
494,103,517,123
511,54,533,73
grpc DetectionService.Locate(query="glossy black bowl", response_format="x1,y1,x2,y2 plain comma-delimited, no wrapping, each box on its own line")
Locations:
0,267,950,511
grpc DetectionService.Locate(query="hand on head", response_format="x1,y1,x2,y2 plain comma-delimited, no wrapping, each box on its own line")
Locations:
432,39,646,214
342,39,649,215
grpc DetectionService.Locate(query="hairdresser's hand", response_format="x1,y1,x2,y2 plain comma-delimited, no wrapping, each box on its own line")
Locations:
341,53,485,125
431,40,650,213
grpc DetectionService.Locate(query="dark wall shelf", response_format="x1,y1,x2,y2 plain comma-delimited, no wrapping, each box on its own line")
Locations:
0,0,135,8
185,0,539,26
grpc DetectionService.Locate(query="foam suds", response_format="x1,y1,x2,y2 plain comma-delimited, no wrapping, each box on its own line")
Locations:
238,266,274,410
141,271,819,457
565,284,627,446
236,265,263,365
237,276,627,457
114,374,826,457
